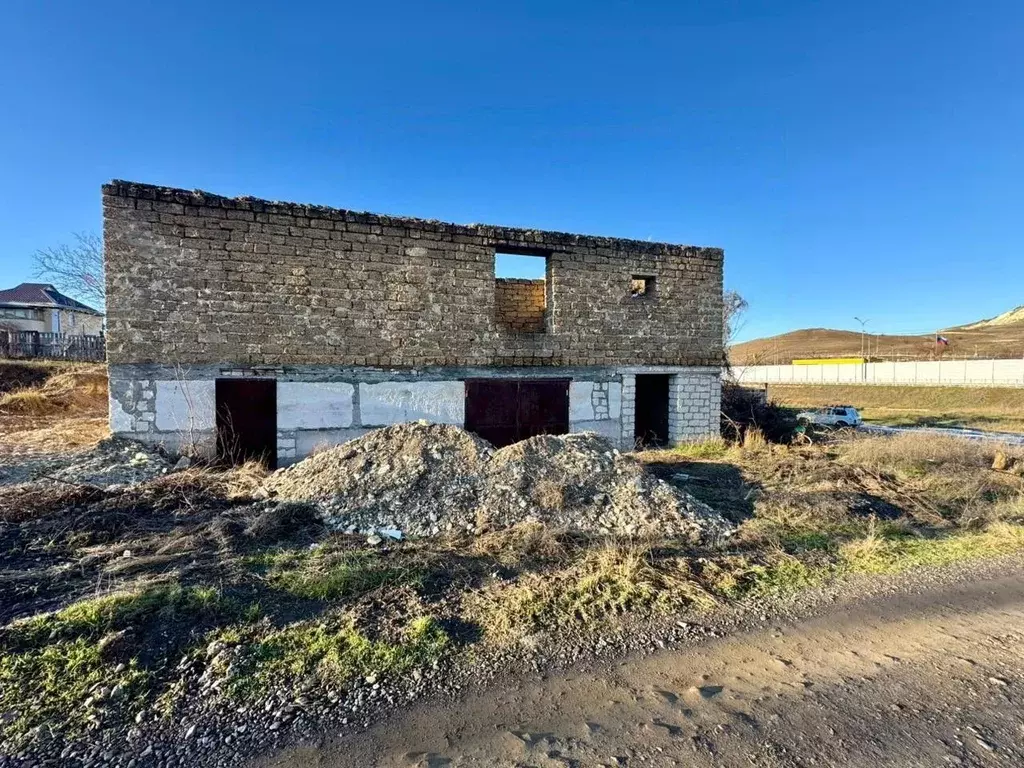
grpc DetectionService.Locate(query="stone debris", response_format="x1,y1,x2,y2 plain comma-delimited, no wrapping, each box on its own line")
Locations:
263,423,492,537
14,438,177,488
263,422,732,542
479,432,729,541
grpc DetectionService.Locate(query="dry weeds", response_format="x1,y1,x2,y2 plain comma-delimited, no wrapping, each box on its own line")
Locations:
0,364,109,455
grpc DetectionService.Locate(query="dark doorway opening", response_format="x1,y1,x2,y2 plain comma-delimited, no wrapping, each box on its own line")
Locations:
215,378,277,468
634,374,670,448
465,378,569,448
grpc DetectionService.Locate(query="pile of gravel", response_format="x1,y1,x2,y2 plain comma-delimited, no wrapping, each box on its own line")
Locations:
480,432,729,541
263,423,493,536
263,423,732,542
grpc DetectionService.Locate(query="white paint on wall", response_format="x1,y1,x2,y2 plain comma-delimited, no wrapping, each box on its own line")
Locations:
359,381,464,426
155,380,216,432
569,381,595,422
278,382,354,429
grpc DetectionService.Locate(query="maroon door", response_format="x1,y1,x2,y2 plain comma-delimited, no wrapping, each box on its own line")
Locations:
215,379,277,467
465,379,569,447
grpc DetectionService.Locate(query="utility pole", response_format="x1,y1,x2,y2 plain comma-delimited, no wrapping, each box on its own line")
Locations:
854,316,869,359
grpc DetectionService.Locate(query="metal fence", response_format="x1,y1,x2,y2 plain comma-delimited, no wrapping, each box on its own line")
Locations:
0,331,105,362
731,359,1024,388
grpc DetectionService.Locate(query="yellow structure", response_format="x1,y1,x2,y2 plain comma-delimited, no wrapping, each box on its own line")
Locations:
792,358,866,365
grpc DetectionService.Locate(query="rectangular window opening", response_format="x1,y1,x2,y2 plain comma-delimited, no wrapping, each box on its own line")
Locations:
494,250,549,333
631,275,656,298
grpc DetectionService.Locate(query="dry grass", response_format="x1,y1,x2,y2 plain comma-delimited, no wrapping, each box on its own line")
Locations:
147,462,270,505
841,520,1024,574
0,390,50,415
0,366,107,416
839,432,1003,472
466,542,718,644
469,521,567,566
0,417,110,456
0,364,109,456
770,384,1024,433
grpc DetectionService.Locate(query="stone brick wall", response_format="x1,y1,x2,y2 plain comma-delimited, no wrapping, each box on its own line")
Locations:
103,181,724,368
494,278,546,332
668,369,722,441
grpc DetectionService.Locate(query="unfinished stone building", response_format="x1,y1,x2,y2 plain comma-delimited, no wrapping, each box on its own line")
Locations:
103,181,724,466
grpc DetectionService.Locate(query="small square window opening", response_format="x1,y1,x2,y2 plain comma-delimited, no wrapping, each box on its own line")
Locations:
631,275,656,298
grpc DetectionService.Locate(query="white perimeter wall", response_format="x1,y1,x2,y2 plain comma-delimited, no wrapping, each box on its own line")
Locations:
732,359,1024,388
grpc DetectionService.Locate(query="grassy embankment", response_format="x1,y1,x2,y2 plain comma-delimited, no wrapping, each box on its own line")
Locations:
769,383,1024,433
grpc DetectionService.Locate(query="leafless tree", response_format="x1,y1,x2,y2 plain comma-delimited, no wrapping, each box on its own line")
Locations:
32,232,105,310
723,289,749,349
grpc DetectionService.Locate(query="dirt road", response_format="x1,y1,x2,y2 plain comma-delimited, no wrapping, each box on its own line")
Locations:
256,561,1024,768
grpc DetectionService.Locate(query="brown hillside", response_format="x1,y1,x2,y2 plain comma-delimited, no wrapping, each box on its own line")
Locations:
731,322,1024,365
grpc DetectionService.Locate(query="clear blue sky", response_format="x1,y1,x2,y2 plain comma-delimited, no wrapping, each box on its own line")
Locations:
1,1,1021,341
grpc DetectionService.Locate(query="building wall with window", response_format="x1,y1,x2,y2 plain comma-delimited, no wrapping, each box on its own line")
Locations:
0,307,47,333
0,307,102,335
103,181,724,462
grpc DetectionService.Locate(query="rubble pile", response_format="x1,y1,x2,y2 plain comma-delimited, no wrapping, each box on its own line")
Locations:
2,438,177,489
264,422,731,542
263,423,494,536
480,432,728,541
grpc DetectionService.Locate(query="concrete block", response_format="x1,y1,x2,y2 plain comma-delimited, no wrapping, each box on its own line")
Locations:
278,382,354,429
569,381,595,422
606,382,622,419
359,381,464,426
155,380,215,432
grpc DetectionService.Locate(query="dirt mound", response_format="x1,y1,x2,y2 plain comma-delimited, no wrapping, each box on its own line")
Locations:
263,423,732,542
0,365,107,415
0,362,52,396
480,433,729,541
263,423,494,536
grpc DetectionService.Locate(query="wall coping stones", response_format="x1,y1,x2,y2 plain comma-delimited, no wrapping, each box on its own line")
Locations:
103,180,724,260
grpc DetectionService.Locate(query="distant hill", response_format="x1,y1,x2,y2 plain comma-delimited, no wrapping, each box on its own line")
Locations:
731,310,1024,365
958,305,1024,330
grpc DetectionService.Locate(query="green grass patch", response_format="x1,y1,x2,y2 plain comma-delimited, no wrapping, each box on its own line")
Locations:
841,522,1024,574
662,438,730,460
252,548,424,601
469,547,718,643
0,638,149,746
221,615,449,697
6,584,248,649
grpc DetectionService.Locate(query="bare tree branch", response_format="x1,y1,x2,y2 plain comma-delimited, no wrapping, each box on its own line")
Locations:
723,289,749,350
32,232,105,311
